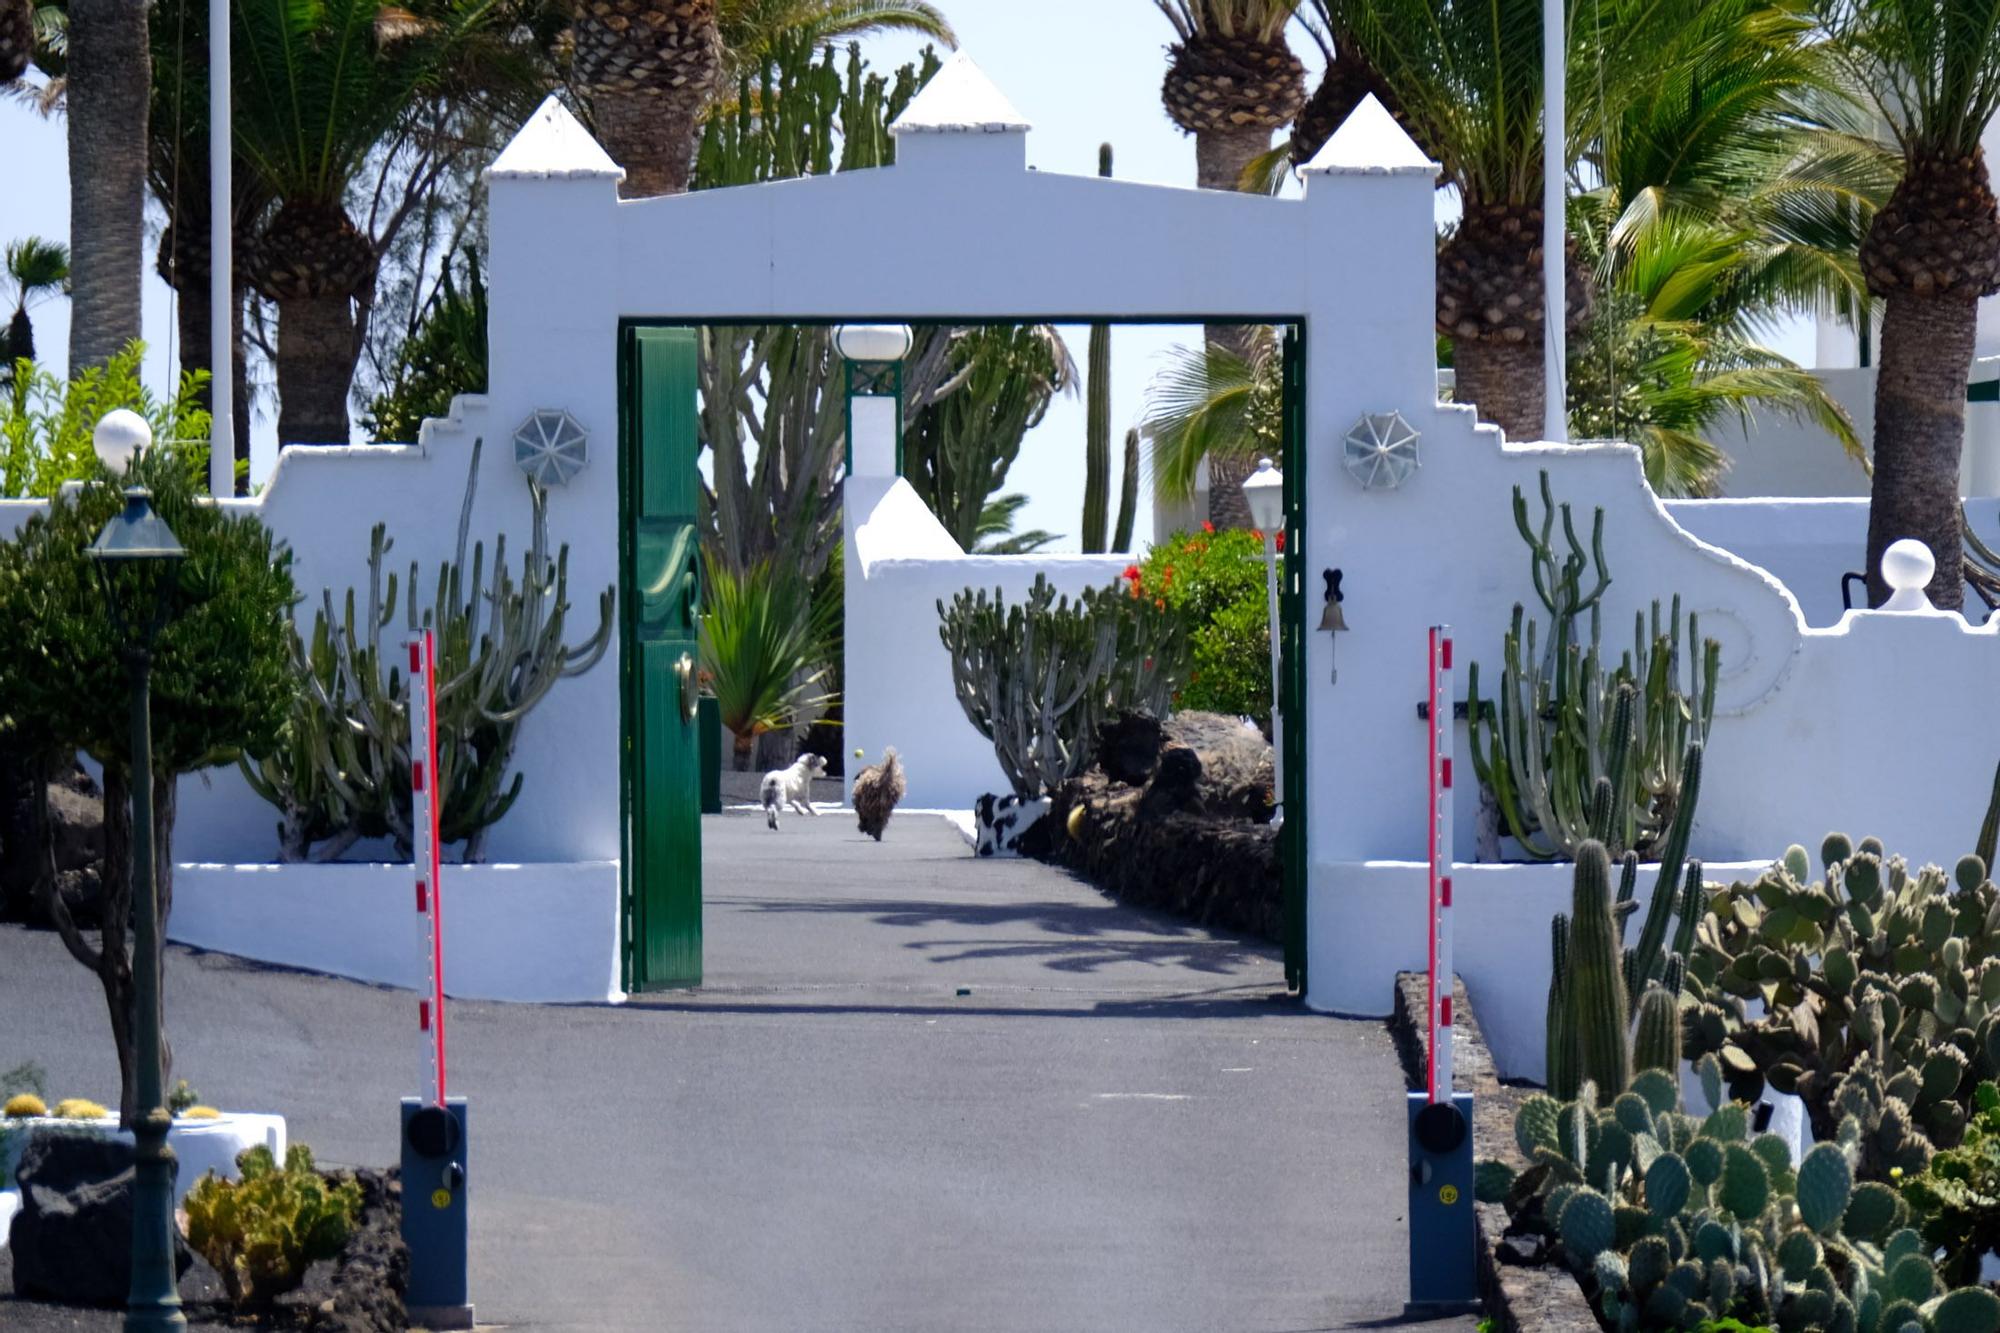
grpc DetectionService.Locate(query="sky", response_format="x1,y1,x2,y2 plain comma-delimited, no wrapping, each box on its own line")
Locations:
0,0,1816,549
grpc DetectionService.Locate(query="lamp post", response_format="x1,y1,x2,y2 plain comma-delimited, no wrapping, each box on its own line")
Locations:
834,324,914,478
87,414,189,1333
1241,458,1285,826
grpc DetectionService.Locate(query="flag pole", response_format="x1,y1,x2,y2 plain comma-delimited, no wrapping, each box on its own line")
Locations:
208,0,233,496
1542,0,1568,444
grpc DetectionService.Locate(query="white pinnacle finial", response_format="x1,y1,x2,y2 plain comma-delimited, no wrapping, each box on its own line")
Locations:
1880,538,1936,612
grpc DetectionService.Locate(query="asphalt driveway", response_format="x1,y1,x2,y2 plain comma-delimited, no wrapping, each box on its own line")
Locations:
1,809,1468,1332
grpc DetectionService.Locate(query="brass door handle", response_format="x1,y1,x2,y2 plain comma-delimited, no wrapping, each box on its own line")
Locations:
675,652,698,722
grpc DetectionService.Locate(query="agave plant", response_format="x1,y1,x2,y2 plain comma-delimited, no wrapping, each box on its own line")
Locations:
700,550,839,769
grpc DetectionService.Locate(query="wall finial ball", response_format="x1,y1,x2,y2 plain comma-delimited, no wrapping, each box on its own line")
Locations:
1882,539,1934,591
1880,538,1936,612
93,409,153,473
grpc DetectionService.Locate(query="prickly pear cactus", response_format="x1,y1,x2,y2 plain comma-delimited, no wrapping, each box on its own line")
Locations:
1683,834,2000,1154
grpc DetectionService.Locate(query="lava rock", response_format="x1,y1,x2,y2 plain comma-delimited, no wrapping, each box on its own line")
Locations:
9,1130,193,1306
1096,712,1167,786
309,1167,409,1333
1496,1228,1550,1266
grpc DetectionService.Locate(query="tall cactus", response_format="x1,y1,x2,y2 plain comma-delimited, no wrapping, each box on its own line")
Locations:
1112,428,1140,553
241,439,613,862
1080,144,1114,554
1633,984,1681,1075
1465,470,1719,861
1624,740,1704,1005
1568,840,1630,1104
1548,912,1577,1100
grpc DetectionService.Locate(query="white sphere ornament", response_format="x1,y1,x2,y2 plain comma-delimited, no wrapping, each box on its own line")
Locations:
1342,411,1421,490
513,409,589,488
93,409,153,473
1880,538,1937,612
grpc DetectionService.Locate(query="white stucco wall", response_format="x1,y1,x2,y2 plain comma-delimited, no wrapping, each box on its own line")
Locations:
168,860,621,1002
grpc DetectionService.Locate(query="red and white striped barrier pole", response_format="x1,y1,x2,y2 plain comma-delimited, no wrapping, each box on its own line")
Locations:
1427,625,1455,1104
410,630,447,1107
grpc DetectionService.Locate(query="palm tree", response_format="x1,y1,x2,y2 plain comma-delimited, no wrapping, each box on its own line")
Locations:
232,0,516,446
1142,334,1282,510
64,0,148,372
1334,0,1600,442
1148,0,1304,525
1814,0,2000,609
1,236,69,374
568,0,952,199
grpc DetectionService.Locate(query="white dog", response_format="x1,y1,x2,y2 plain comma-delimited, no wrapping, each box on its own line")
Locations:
761,753,828,830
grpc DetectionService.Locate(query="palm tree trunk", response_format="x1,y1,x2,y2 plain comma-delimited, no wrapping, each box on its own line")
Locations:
1198,125,1272,530
595,89,705,199
65,0,151,370
1453,339,1544,442
1865,292,1979,610
275,292,358,446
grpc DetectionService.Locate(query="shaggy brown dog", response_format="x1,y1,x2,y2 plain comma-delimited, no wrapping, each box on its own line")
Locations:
852,747,906,841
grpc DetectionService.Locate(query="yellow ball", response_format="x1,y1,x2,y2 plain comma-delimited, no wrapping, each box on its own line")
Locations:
182,1106,222,1120
52,1098,109,1120
3,1093,47,1118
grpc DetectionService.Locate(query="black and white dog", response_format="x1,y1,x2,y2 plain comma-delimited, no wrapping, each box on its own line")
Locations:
973,793,1052,857
762,753,828,830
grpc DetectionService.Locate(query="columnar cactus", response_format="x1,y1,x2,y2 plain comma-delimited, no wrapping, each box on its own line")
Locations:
1633,984,1681,1077
1465,470,1720,862
240,439,613,862
937,573,1189,797
1570,840,1631,1105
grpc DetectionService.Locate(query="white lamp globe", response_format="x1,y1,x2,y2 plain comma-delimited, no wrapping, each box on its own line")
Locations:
1241,457,1285,533
833,324,914,363
1880,538,1937,612
93,409,154,473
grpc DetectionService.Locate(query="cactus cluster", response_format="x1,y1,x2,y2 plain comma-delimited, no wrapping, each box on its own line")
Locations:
1466,470,1720,861
1546,682,1705,1105
240,439,612,862
937,573,1189,798
1682,835,2000,1155
185,1143,363,1309
1480,1056,2000,1333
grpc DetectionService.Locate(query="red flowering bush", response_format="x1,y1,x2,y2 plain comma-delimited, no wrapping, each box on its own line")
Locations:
1135,528,1274,725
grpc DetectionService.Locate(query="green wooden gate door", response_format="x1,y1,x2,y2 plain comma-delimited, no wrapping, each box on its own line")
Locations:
620,325,703,991
1280,325,1308,994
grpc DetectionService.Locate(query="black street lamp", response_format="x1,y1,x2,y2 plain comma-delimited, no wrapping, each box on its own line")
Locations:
87,412,189,1333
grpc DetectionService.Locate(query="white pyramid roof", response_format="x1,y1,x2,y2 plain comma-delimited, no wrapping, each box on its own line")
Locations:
489,95,625,181
892,52,1030,135
1301,95,1437,177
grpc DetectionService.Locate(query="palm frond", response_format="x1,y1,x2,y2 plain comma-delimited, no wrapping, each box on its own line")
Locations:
1142,337,1282,503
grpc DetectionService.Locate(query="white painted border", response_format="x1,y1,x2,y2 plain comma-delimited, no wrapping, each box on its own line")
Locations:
168,861,622,1004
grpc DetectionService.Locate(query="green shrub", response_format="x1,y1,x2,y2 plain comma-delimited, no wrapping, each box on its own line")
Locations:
1,341,209,497
1134,525,1274,725
185,1143,362,1308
